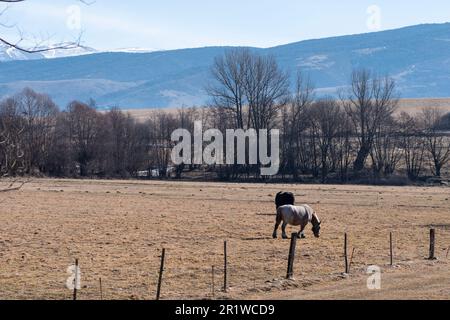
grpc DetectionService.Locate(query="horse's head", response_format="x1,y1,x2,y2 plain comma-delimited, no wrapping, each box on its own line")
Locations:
312,214,321,238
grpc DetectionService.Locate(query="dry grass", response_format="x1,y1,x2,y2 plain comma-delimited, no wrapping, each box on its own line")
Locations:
397,98,450,115
122,98,450,122
0,179,450,300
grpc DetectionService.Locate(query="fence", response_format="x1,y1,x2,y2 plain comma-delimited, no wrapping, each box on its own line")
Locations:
61,228,450,300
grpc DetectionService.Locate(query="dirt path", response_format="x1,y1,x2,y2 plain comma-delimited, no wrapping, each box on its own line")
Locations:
246,260,450,300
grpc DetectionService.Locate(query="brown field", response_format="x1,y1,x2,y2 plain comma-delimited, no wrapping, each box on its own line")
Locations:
397,98,450,115
1,179,450,300
123,98,450,122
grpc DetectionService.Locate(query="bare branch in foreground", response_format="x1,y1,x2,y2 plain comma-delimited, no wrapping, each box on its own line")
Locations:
0,178,29,193
0,0,93,53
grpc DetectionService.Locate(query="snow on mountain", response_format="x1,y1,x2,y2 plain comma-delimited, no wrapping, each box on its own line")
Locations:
1,23,450,109
42,46,97,59
0,43,96,61
353,47,387,55
0,44,45,62
296,55,335,70
106,48,159,54
0,44,156,61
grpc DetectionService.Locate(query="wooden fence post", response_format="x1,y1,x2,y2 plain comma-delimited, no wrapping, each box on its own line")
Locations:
156,248,165,300
73,259,79,301
344,233,349,274
211,266,215,299
348,248,356,273
390,232,394,266
99,278,103,300
286,233,298,279
223,241,228,292
429,229,436,260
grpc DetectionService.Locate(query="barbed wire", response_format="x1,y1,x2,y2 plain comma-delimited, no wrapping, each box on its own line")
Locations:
2,228,450,299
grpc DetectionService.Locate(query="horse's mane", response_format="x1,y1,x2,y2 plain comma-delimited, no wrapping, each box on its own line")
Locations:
311,211,321,225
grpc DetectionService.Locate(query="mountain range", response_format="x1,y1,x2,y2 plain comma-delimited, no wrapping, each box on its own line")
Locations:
0,23,450,109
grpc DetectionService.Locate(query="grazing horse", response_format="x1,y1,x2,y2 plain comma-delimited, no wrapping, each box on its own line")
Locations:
275,192,295,209
272,205,321,239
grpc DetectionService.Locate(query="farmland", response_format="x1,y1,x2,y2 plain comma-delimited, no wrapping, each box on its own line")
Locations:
0,179,450,300
123,98,450,122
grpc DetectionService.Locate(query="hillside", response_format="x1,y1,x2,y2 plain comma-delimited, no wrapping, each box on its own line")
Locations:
1,23,450,108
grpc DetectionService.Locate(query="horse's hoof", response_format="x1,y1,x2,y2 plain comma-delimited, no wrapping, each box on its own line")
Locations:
282,235,288,240
272,235,277,239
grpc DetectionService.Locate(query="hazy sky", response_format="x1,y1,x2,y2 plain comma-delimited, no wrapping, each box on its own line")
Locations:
2,0,450,51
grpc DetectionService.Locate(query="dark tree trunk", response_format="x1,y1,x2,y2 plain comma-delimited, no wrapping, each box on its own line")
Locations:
353,145,371,172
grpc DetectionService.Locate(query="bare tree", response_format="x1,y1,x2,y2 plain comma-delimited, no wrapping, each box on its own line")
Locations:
343,69,398,172
14,88,59,174
208,49,289,180
104,109,148,177
398,112,425,180
0,96,25,176
66,100,105,177
105,108,129,176
46,112,73,176
147,111,178,178
244,53,290,131
208,48,250,129
173,106,203,178
333,112,354,182
0,0,91,53
308,98,343,182
0,178,27,193
208,48,289,131
370,118,402,177
421,107,450,177
282,72,314,179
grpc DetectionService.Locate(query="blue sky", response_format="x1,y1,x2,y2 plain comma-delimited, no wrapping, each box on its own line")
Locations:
2,0,450,51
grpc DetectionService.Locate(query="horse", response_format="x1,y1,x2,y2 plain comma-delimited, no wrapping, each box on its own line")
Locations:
272,204,321,239
275,192,295,209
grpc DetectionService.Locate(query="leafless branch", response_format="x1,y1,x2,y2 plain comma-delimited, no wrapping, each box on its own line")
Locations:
0,0,93,53
0,178,29,193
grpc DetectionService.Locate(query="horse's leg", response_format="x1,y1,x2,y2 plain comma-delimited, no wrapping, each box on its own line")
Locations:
272,215,282,239
298,225,306,239
281,223,288,239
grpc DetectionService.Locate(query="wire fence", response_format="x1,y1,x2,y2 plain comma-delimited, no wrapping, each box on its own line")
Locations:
2,225,450,300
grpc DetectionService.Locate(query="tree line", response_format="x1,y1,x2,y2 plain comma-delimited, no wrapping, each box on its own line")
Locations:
1,48,450,183
206,49,450,183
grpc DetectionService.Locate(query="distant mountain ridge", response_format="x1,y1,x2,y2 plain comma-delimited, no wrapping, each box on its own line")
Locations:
0,44,97,61
0,45,160,61
0,43,45,61
1,23,450,109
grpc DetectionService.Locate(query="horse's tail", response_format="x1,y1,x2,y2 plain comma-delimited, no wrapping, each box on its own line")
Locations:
276,207,283,223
